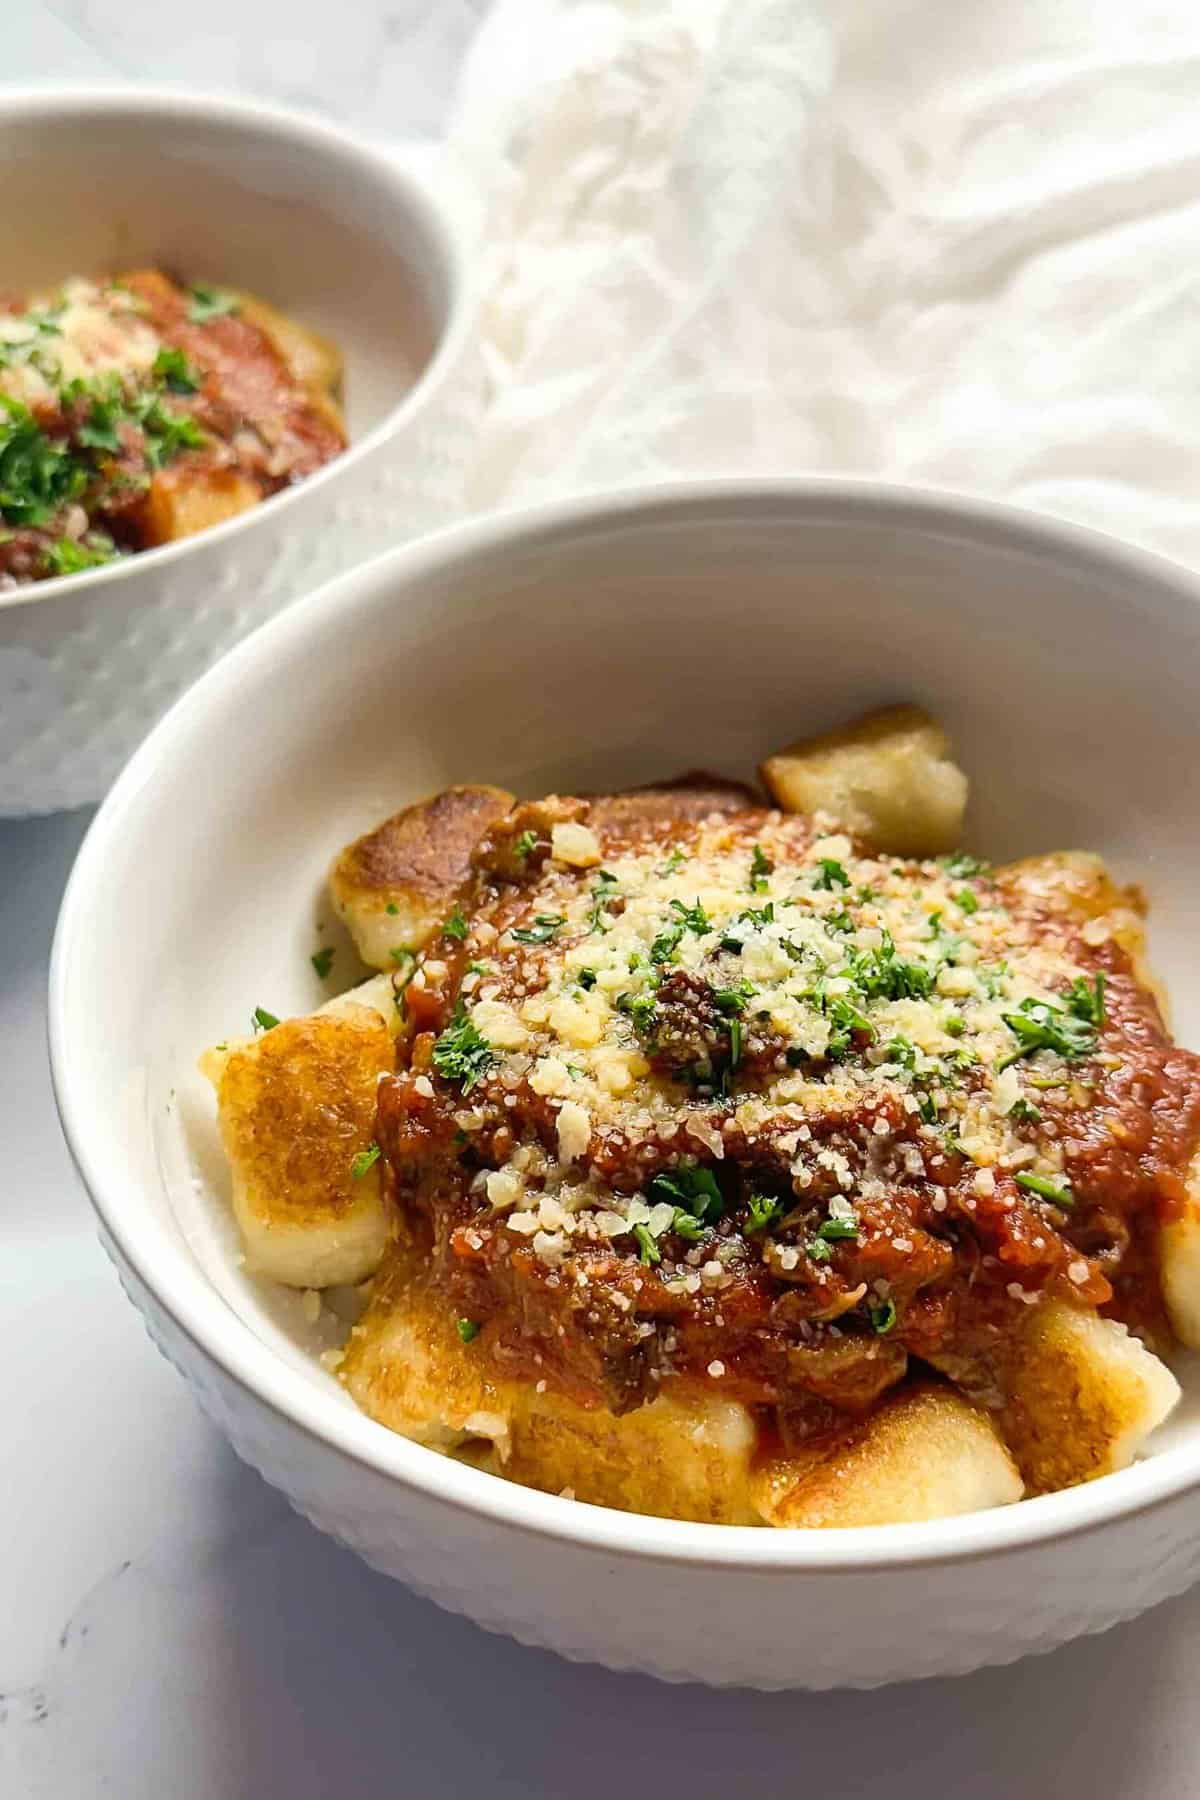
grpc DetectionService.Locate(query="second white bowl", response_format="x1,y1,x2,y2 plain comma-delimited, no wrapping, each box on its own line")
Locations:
0,87,478,815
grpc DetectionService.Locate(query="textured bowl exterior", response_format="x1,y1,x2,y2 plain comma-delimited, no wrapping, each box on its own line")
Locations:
0,347,482,814
50,481,1200,1689
101,1228,1200,1689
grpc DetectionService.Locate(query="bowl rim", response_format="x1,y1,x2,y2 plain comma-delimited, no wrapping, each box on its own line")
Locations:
49,474,1200,1574
0,83,471,616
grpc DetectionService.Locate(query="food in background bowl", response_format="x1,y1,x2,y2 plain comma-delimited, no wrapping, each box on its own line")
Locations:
200,705,1199,1528
0,269,345,587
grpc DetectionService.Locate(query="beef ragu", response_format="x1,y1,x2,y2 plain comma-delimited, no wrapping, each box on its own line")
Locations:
0,269,344,587
379,795,1200,1431
203,708,1200,1526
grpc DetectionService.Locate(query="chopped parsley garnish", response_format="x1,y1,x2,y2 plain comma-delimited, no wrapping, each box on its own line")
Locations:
577,968,597,990
186,283,239,324
670,1209,707,1241
848,931,932,1002
456,1317,481,1344
814,857,849,890
1009,1096,1042,1124
616,990,658,1038
134,391,206,469
443,908,469,942
385,902,400,915
0,395,84,526
884,1034,917,1069
351,1141,381,1180
825,994,874,1059
999,996,1098,1070
153,345,201,394
650,919,685,964
511,912,565,945
816,1211,859,1243
251,1006,279,1033
670,897,710,935
513,828,539,861
955,887,979,915
649,1166,724,1223
868,1297,898,1334
659,847,687,875
749,844,773,892
633,1223,661,1266
588,872,618,934
310,946,335,979
713,981,755,1015
806,1237,833,1264
77,394,124,454
431,1005,495,1092
1015,1171,1075,1208
941,853,991,879
42,535,114,576
745,1194,784,1235
389,945,416,967
1066,973,1106,1028
728,1016,744,1069
738,901,775,928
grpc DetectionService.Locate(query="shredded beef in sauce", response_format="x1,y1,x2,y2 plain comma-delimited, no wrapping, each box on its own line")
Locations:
375,787,1200,1438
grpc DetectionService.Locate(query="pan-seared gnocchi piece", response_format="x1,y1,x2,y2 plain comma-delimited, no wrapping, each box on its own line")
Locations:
329,784,514,970
752,1384,1023,1528
997,1301,1180,1493
340,1241,763,1523
135,463,262,544
200,987,398,1289
342,1248,1022,1528
760,703,968,856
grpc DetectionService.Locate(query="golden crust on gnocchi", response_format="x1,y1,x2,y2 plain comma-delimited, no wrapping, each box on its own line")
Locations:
760,703,968,857
202,713,1200,1527
330,784,515,971
202,996,397,1289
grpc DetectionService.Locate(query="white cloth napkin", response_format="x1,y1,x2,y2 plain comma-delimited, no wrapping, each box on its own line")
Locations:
445,0,1200,566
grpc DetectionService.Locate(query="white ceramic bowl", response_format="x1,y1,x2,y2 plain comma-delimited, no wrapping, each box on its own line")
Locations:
50,482,1200,1689
0,87,478,817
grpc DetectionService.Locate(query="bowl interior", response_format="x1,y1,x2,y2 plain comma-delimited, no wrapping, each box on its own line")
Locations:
52,485,1200,1546
0,97,445,438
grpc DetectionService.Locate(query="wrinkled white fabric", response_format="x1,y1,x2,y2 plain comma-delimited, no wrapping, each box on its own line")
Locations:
446,0,1200,563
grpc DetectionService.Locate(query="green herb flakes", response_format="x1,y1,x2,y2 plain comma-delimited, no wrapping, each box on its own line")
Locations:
1015,1171,1075,1208
745,1194,784,1235
633,1223,661,1265
153,345,201,394
814,857,849,890
351,1142,381,1180
868,1297,898,1334
186,283,239,324
432,1006,495,1092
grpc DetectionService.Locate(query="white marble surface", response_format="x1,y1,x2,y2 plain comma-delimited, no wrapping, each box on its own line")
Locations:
6,4,1200,1794
20,0,488,137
